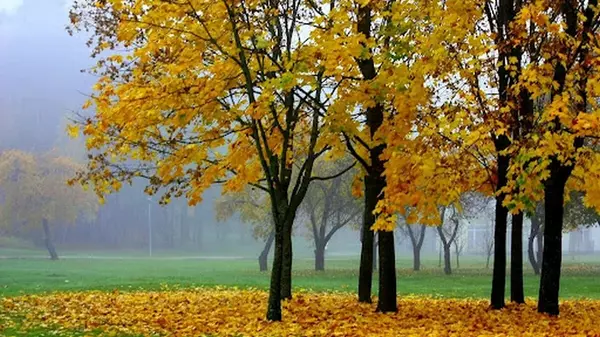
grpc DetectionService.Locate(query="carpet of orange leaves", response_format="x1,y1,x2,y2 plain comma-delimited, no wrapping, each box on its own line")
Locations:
1,288,599,336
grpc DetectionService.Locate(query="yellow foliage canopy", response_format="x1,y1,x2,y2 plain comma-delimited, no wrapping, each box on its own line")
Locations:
2,289,600,336
0,150,98,229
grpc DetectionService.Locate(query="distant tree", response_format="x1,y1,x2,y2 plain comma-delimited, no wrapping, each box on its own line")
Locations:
528,192,600,274
436,206,460,275
397,218,426,271
453,233,465,269
483,221,495,269
299,160,361,271
215,188,274,271
0,150,97,259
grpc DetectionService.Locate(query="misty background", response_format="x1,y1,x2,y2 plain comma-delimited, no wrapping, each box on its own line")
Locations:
0,0,598,264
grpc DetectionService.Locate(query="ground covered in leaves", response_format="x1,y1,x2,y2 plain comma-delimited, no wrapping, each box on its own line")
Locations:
1,288,599,336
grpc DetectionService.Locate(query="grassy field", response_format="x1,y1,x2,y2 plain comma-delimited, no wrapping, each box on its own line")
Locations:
2,252,600,336
2,253,600,298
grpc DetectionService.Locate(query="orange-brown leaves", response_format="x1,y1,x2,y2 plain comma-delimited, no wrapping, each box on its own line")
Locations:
3,289,600,336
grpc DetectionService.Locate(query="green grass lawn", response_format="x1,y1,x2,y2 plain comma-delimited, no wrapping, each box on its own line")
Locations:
1,254,600,299
2,253,600,336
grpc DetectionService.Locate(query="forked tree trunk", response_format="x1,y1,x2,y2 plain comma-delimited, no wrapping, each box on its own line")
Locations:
436,213,458,276
407,225,426,271
511,212,525,304
42,219,59,260
259,231,275,272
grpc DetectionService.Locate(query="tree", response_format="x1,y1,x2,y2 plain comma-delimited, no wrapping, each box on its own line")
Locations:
312,0,436,311
68,0,353,321
483,221,495,269
528,205,543,275
528,193,599,274
214,187,274,272
0,150,97,259
436,206,461,275
300,160,361,271
397,218,426,271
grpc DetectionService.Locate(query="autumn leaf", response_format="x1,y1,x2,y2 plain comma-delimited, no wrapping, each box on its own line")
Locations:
2,289,600,337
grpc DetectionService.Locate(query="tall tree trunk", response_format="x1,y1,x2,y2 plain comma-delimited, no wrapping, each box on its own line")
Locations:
538,168,568,315
266,225,283,321
528,216,541,275
376,230,397,312
315,242,325,271
355,2,391,306
42,219,58,260
511,212,525,304
358,175,379,303
280,221,293,300
491,152,509,309
259,231,275,272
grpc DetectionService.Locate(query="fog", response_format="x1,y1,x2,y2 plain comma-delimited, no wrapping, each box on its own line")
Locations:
0,0,599,266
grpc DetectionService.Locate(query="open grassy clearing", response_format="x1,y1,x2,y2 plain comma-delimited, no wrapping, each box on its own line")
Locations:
1,255,600,298
2,254,600,336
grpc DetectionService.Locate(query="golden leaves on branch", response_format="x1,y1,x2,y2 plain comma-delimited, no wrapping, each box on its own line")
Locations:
3,289,600,336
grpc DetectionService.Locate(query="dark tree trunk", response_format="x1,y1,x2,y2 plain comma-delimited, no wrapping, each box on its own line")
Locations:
511,212,525,304
280,221,293,300
436,216,457,276
407,225,426,271
538,168,568,315
315,243,325,271
42,219,59,260
413,246,421,271
259,231,275,272
443,246,451,275
266,226,283,321
358,174,381,303
528,216,541,275
354,1,391,305
491,152,509,309
376,230,397,312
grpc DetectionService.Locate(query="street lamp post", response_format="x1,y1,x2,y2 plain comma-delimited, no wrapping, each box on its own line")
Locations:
147,196,152,257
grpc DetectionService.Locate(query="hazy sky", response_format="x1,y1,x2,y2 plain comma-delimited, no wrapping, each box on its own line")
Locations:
0,0,24,15
0,0,94,150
